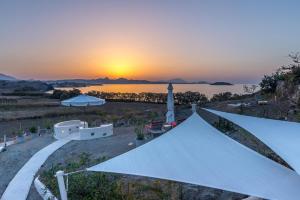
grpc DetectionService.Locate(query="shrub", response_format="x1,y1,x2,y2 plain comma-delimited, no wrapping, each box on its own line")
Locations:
135,126,145,140
259,53,300,94
214,117,235,133
29,126,37,133
40,153,123,200
210,92,233,102
260,73,280,94
86,90,208,105
52,89,82,100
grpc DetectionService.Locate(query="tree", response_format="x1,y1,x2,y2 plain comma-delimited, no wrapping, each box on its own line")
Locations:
243,85,258,95
259,73,281,94
52,89,82,100
211,92,233,102
260,52,300,94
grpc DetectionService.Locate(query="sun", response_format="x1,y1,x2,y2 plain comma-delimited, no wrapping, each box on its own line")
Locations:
101,58,135,78
109,63,131,77
89,48,142,78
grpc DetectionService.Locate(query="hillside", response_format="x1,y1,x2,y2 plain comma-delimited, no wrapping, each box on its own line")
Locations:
0,80,53,94
0,73,17,81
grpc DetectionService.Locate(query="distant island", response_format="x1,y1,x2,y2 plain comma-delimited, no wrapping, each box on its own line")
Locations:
210,82,233,86
47,77,211,87
0,73,233,88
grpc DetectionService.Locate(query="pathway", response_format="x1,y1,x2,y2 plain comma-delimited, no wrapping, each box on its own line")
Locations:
1,139,70,200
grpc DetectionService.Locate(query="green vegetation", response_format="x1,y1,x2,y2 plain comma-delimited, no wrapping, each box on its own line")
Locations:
45,122,52,130
86,90,208,105
260,72,282,94
135,126,145,140
0,80,53,96
174,91,208,105
210,92,249,102
40,153,178,200
260,53,300,94
214,117,235,133
52,88,82,100
40,153,123,200
29,126,37,133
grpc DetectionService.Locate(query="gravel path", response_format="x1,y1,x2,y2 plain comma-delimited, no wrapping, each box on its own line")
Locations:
27,127,136,200
0,135,55,197
1,139,70,200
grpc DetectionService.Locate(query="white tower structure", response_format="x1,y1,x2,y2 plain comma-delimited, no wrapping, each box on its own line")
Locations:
166,83,175,123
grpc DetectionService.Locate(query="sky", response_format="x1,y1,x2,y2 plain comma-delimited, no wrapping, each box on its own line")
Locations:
1,0,300,83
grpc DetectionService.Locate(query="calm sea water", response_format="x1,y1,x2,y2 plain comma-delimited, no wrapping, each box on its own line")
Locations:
56,84,258,98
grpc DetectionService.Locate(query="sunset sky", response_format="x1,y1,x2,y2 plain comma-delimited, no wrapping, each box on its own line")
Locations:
1,0,300,83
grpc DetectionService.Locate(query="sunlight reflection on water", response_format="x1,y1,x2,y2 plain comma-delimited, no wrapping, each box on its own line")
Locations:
56,84,258,98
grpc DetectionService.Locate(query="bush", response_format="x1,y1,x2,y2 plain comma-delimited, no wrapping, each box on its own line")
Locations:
86,90,208,105
40,155,123,200
214,117,235,133
210,92,233,102
260,73,280,94
29,126,37,133
259,53,300,94
135,126,145,140
52,89,82,100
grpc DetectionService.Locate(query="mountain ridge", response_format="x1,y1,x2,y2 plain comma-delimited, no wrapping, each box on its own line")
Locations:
0,73,17,81
46,77,213,86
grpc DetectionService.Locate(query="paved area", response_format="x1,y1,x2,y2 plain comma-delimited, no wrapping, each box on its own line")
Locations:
1,139,70,200
0,135,54,196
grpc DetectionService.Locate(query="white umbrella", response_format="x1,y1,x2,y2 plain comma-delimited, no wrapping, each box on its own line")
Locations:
61,94,105,128
61,94,105,107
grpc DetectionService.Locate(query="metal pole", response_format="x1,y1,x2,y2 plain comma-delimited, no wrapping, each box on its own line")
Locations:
56,170,68,200
191,103,197,113
4,134,7,148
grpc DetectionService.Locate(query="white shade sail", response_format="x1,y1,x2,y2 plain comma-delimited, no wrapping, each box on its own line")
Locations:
61,94,105,107
88,113,300,200
205,108,300,174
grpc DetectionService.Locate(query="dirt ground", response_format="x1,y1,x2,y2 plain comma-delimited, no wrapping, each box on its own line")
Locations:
0,98,168,138
0,134,55,196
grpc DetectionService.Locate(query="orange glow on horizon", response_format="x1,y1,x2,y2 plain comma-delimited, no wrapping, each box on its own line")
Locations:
87,45,149,79
102,57,137,78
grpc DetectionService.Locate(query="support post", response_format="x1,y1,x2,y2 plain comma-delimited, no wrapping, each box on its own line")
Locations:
4,134,7,148
56,170,68,200
191,103,197,113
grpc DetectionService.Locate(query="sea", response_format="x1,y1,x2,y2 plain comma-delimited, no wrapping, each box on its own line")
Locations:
56,84,258,98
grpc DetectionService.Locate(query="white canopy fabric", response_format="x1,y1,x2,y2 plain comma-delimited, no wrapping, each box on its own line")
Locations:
88,113,300,200
205,108,300,174
61,94,105,107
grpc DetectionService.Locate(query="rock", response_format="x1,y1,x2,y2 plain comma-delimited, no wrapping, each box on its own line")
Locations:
290,85,300,104
288,109,295,115
275,81,300,106
275,81,286,98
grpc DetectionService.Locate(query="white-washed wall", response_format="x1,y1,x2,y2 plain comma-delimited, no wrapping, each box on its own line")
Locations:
79,124,113,140
54,120,87,139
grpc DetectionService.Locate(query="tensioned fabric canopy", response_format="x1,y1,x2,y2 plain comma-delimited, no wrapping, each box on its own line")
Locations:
88,113,300,200
61,94,105,106
205,108,300,174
